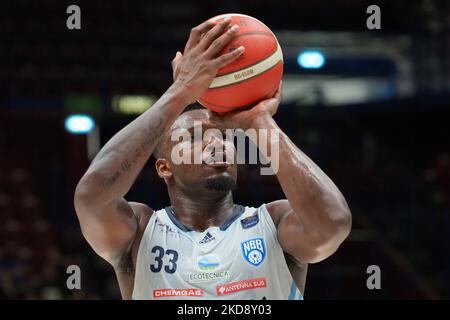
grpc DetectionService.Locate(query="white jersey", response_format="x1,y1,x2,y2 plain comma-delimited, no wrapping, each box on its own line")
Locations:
132,204,303,300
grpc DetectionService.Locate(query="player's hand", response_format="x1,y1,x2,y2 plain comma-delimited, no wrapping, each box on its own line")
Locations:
217,82,282,129
171,17,245,105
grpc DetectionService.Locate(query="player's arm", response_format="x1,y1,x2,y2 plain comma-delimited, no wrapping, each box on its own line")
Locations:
223,85,352,264
74,17,244,265
267,121,351,264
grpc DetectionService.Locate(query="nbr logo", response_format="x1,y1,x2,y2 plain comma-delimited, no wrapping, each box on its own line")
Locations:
241,238,266,267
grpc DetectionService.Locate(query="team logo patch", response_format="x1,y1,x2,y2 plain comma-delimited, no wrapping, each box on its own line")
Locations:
241,238,266,267
240,212,259,229
216,278,267,296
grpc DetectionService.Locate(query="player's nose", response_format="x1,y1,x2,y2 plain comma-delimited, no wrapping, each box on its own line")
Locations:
206,133,225,149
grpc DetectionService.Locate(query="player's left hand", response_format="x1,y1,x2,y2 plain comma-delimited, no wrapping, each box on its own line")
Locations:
216,81,282,129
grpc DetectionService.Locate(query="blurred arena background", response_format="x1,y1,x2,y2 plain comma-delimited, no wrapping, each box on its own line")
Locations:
0,0,449,299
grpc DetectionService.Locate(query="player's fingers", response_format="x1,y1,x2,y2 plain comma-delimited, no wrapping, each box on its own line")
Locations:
204,24,239,58
184,20,216,52
198,16,232,52
171,51,183,80
213,46,245,68
274,81,282,101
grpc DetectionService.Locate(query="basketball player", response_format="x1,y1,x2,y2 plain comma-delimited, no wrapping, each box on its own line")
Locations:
74,17,352,299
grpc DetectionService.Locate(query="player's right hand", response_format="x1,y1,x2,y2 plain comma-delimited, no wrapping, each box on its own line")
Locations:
171,17,245,105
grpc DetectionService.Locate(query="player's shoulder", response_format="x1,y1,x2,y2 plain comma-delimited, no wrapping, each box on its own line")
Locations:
263,199,291,227
113,202,153,294
128,201,154,241
239,202,278,219
238,203,279,230
128,202,154,267
128,202,153,233
129,201,154,218
242,200,290,229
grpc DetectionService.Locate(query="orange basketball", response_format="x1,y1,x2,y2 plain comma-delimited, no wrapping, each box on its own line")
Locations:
198,13,283,113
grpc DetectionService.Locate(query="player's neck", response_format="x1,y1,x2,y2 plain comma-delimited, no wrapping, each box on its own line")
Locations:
169,191,234,231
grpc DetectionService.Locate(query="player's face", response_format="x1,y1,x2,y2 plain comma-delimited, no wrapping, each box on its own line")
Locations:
166,110,238,192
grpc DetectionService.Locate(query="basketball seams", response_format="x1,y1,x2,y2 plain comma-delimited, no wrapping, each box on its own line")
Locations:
198,70,281,111
209,44,283,89
216,31,277,77
208,60,282,92
228,31,273,39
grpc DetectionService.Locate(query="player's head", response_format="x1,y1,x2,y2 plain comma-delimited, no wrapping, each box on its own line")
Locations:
153,106,237,196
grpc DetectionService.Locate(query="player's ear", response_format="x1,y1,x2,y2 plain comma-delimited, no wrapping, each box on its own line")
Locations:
155,158,173,179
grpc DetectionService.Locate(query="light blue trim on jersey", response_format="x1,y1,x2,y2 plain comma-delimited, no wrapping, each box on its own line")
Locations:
164,205,246,232
288,281,304,300
288,281,296,300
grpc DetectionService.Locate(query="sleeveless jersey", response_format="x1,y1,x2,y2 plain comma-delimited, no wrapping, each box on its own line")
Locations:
131,204,303,300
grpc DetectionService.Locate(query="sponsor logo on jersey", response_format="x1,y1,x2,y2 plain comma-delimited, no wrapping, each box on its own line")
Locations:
216,278,267,296
186,254,230,283
199,231,215,244
240,212,259,229
241,237,266,267
197,254,220,271
153,288,203,298
187,270,230,283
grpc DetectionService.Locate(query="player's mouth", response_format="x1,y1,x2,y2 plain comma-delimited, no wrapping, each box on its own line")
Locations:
207,162,232,168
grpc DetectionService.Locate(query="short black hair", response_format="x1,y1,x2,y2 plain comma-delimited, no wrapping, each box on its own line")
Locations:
152,103,206,159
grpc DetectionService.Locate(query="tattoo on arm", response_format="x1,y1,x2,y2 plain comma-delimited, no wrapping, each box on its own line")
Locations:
141,118,164,151
102,171,120,188
121,159,131,172
102,117,167,189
